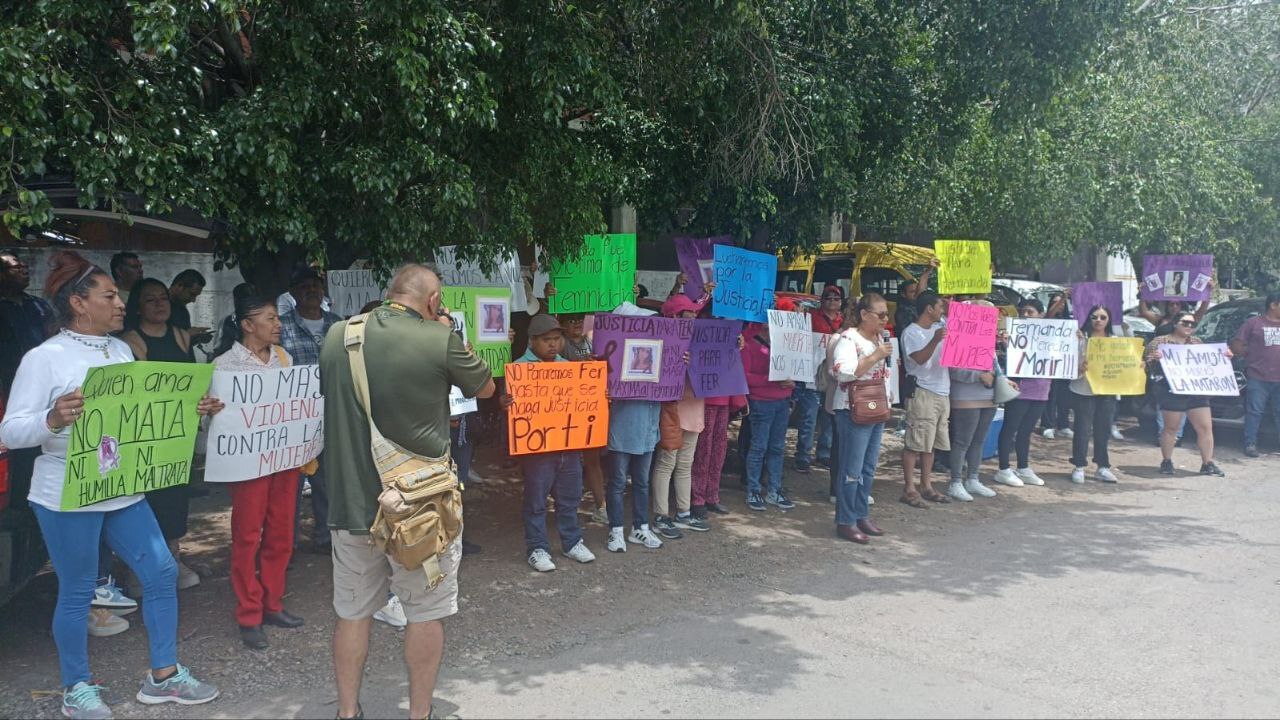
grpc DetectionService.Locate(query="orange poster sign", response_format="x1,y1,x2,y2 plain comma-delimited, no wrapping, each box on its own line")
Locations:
505,361,609,455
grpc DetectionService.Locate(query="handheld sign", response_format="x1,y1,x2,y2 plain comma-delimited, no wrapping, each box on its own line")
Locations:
506,361,609,455
940,302,999,371
674,236,727,301
440,286,512,378
547,234,637,314
712,245,776,322
435,246,529,313
766,310,815,382
1159,343,1238,396
447,314,478,416
686,319,748,398
205,366,324,483
1141,254,1213,303
935,240,992,295
1006,318,1079,380
1085,337,1146,395
591,314,694,401
1071,282,1124,330
327,269,383,318
62,362,213,510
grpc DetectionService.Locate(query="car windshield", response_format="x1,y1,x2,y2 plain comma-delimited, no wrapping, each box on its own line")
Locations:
776,269,809,293
1198,303,1261,344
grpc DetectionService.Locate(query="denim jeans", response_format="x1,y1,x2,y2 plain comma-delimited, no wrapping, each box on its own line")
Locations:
520,451,583,552
791,387,821,468
33,500,179,687
999,399,1046,470
1244,378,1280,447
746,398,790,496
606,450,653,531
833,411,883,525
816,409,834,464
295,452,329,547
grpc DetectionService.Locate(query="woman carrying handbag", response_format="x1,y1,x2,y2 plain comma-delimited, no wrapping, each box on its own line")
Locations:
827,293,894,544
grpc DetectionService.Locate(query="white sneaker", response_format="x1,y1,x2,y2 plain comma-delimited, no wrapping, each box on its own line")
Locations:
868,495,874,505
1041,428,1055,440
1110,426,1125,441
563,540,596,564
91,576,137,614
373,596,407,628
1059,427,1074,439
527,548,556,572
607,527,627,553
176,561,200,590
964,477,997,498
1070,467,1086,484
993,468,1024,487
88,608,129,637
627,526,663,549
1016,467,1046,486
947,481,973,502
1096,466,1118,483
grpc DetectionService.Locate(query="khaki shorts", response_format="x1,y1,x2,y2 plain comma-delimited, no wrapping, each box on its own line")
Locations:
331,531,461,624
905,388,951,453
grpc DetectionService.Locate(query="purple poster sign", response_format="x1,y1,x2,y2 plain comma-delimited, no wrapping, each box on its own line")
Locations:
686,319,747,398
674,235,730,301
1140,254,1213,302
1071,282,1124,329
591,313,694,401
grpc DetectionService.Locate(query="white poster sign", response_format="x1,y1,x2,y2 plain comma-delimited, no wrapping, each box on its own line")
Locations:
1005,318,1080,380
435,245,528,312
448,314,478,416
1159,342,1239,396
767,310,815,383
327,269,383,318
205,366,324,483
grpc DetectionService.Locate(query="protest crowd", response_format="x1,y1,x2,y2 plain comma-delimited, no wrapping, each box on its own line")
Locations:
1,236,1275,720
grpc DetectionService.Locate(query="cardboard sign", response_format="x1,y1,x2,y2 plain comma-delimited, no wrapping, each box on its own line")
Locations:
1085,337,1146,395
935,240,992,295
440,286,512,378
1006,318,1080,380
675,236,728,301
546,234,637,314
205,366,324,483
940,302,999,371
686,319,748,398
435,246,529,313
1159,342,1239,396
61,362,213,509
1071,282,1124,330
327,269,383,318
1141,254,1213,302
591,313,694,401
886,339,901,404
766,310,816,382
505,361,609,455
712,245,776,322
447,314,478,416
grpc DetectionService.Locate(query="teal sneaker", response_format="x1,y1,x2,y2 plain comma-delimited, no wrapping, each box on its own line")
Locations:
135,664,219,706
62,681,113,719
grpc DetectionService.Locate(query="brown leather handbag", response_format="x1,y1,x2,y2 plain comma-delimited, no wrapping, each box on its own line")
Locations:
849,379,891,425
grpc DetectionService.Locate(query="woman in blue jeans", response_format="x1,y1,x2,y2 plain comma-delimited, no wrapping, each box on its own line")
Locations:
740,304,798,511
0,252,222,719
828,294,894,543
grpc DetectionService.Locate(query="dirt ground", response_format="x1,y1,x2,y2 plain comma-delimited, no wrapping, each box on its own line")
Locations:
0,414,1257,718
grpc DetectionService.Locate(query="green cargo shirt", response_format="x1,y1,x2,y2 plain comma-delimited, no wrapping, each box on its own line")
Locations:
321,304,491,534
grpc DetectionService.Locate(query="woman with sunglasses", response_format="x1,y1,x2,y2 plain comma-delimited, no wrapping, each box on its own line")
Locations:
1069,305,1120,484
1145,313,1227,477
994,298,1050,487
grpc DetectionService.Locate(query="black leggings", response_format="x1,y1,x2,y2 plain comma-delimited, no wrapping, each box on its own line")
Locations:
998,399,1046,470
1070,393,1117,468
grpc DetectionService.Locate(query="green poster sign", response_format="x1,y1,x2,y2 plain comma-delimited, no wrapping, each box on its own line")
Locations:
61,361,214,510
440,286,513,378
547,233,637,314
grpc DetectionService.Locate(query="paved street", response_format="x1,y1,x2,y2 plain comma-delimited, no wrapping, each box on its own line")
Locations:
2,423,1278,718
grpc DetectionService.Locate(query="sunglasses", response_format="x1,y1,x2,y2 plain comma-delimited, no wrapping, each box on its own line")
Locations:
867,311,889,320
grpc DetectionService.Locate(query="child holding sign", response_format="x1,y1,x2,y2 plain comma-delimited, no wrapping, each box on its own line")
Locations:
503,314,597,572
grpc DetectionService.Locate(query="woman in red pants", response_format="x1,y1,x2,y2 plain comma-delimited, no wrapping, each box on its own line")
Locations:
211,293,304,650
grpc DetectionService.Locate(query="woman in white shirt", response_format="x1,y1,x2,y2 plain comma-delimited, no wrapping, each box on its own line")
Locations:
211,293,306,651
0,251,221,719
828,293,895,545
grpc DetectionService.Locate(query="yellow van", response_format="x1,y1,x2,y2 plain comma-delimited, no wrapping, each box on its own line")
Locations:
775,242,937,318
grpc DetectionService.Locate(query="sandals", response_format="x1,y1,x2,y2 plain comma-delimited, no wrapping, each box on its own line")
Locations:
920,488,952,504
899,491,929,509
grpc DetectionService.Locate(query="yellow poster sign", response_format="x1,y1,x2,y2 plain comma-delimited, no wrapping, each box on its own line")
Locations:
935,239,992,295
1085,337,1147,395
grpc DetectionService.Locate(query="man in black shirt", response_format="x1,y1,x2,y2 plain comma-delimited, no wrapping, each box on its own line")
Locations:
0,250,55,400
168,268,211,343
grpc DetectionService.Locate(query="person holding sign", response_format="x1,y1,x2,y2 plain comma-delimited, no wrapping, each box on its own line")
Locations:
557,313,608,524
1147,314,1226,477
1069,306,1121,484
742,297,800,512
994,299,1051,488
211,293,311,650
0,251,222,718
828,293,894,544
1230,291,1280,458
899,293,953,508
501,314,597,572
944,301,1012,502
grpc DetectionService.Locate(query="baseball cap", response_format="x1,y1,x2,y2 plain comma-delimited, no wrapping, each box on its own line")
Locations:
822,285,845,299
528,314,563,337
660,294,706,317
